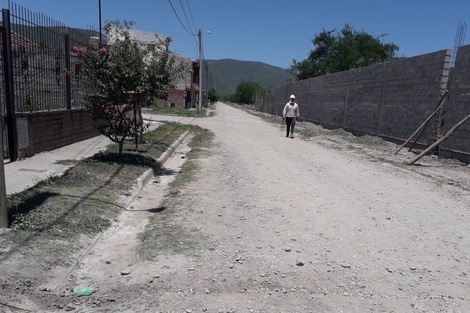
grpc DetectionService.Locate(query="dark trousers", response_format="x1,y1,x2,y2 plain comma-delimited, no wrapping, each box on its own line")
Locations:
285,117,296,136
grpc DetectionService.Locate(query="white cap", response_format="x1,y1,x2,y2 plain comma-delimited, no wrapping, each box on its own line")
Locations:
290,94,295,99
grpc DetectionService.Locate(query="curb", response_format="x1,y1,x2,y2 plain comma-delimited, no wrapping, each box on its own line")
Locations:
127,130,190,207
53,130,190,293
156,130,190,170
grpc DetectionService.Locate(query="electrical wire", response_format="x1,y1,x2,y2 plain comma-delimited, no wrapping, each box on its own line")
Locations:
185,0,198,33
167,0,198,37
179,0,195,35
167,0,201,62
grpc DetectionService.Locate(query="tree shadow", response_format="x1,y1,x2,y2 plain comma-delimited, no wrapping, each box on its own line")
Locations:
89,152,157,167
142,207,166,213
125,141,170,154
153,166,178,177
7,191,60,226
1,149,177,262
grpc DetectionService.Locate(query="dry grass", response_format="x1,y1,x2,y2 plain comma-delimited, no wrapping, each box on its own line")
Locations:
1,122,213,267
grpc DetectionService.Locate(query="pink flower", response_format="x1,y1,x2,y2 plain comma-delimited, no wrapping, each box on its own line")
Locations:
99,46,108,56
74,63,82,73
71,46,81,54
111,108,118,115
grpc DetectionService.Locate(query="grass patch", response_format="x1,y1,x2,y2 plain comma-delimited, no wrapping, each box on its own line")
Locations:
144,106,209,117
1,122,210,267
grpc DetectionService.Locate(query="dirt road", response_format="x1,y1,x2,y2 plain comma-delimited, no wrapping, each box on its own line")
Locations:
111,103,470,312
7,102,470,312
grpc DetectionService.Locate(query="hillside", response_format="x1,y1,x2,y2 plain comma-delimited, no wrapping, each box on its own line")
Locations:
10,23,101,47
205,59,294,96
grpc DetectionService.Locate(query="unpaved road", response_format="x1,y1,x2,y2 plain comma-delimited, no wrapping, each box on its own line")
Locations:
4,102,470,312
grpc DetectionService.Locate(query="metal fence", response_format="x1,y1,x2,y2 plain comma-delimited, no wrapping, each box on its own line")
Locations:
1,2,100,113
1,2,102,160
0,25,7,159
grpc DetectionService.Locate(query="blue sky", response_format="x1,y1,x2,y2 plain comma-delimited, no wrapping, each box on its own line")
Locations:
3,0,470,69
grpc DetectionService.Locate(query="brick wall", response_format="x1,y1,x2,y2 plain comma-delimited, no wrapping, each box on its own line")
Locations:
154,89,186,109
15,109,98,155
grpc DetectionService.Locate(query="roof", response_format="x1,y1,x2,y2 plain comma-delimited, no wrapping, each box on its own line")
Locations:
0,30,38,48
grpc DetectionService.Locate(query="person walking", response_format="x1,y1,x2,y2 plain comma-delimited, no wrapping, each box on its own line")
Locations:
282,94,300,138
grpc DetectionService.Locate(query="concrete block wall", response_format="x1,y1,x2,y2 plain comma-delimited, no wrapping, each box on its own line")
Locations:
321,72,350,128
338,63,384,135
257,49,466,160
378,50,450,143
440,44,470,163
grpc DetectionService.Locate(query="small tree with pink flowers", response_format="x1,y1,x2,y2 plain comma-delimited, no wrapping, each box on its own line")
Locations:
74,20,185,154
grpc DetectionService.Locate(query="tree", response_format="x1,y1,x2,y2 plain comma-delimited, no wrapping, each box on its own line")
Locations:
290,24,399,80
77,20,186,154
232,81,262,104
208,88,220,104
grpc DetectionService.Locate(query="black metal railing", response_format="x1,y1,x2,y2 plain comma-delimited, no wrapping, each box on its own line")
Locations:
1,2,104,161
2,2,100,113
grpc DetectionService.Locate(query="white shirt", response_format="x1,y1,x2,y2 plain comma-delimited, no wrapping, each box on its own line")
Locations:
283,102,299,118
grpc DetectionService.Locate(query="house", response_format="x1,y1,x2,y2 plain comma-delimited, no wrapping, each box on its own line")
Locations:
113,29,197,109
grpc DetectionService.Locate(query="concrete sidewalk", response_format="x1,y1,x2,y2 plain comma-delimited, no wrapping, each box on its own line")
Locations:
3,116,182,195
4,113,199,195
4,135,112,195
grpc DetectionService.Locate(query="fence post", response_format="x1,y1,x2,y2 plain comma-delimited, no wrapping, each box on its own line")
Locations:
2,9,18,162
0,117,8,228
64,34,72,110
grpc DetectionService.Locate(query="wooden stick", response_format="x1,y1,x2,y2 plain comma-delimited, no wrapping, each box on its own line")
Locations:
408,113,470,165
407,96,449,152
395,91,448,154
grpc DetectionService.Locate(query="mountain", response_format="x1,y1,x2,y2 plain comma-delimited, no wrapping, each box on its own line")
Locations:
9,21,291,94
204,59,294,96
10,24,292,97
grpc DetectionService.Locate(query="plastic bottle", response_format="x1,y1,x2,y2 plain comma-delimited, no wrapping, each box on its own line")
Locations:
73,286,93,296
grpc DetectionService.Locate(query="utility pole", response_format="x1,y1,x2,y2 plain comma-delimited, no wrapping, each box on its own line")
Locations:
0,129,8,228
0,9,10,227
198,29,203,114
205,61,209,103
98,0,102,47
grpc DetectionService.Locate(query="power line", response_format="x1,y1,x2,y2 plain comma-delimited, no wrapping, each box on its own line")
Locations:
185,0,198,33
168,0,204,114
167,0,197,37
179,0,195,35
